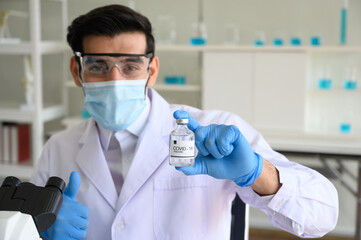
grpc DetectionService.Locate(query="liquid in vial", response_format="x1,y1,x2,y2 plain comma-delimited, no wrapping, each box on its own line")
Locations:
169,119,195,167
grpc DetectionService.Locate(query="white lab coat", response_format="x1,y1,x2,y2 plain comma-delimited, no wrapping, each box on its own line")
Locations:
31,89,338,240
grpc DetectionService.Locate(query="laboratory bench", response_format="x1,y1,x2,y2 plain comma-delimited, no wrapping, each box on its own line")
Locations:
262,130,361,240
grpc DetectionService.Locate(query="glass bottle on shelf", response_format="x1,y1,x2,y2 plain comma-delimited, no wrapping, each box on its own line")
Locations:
318,67,332,90
273,31,284,46
190,0,207,46
190,21,207,45
156,15,176,45
222,23,240,45
254,31,266,46
340,110,353,134
344,66,357,90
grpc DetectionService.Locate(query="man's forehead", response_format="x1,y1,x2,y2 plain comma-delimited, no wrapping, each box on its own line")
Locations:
82,32,147,54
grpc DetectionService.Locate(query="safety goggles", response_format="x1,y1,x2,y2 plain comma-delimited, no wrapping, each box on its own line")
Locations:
75,51,153,82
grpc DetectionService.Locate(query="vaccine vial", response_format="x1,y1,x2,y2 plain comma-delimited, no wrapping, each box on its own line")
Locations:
169,119,195,167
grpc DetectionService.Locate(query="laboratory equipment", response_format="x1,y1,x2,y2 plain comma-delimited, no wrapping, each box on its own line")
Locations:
340,0,348,45
169,118,195,167
340,122,351,134
223,23,240,45
41,171,89,240
0,10,28,43
344,66,357,90
21,56,34,111
0,176,65,240
254,31,265,46
273,31,284,46
189,0,207,45
164,75,186,85
290,37,302,46
190,22,207,45
318,68,332,90
156,15,176,44
339,110,353,134
310,35,321,46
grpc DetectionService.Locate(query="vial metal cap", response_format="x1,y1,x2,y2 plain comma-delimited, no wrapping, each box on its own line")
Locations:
176,119,188,124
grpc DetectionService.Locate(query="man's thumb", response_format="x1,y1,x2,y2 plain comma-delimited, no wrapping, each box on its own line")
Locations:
64,171,81,200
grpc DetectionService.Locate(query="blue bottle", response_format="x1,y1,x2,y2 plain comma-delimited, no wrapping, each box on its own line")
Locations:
190,22,207,46
290,37,301,46
340,0,348,45
254,31,266,46
318,68,332,90
254,40,265,46
340,122,351,134
273,38,284,46
318,78,332,90
344,67,357,90
310,36,321,46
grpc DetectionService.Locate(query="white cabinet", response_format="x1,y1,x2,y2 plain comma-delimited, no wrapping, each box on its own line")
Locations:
252,52,307,131
203,51,307,132
0,0,68,179
202,46,361,137
202,52,254,123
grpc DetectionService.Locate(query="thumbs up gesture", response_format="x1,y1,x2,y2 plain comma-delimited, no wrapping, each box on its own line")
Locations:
173,110,264,187
41,171,89,240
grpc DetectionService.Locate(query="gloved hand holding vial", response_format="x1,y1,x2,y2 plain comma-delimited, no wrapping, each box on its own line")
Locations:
172,110,263,187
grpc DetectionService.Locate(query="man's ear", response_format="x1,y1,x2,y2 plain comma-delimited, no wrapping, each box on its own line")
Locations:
146,56,159,87
70,56,82,87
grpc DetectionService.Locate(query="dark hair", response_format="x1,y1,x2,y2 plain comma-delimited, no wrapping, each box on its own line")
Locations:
67,5,155,55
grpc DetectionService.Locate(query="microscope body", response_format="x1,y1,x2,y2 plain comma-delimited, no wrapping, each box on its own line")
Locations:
0,176,65,240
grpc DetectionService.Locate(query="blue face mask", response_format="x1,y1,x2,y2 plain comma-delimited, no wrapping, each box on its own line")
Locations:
82,79,147,131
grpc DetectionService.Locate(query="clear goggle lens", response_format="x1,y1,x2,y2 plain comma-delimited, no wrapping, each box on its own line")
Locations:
76,52,152,82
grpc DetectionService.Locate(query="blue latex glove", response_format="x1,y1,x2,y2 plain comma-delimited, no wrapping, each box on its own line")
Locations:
173,110,264,187
41,171,89,240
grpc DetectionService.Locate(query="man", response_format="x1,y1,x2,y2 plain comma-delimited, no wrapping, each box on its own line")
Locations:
32,4,338,240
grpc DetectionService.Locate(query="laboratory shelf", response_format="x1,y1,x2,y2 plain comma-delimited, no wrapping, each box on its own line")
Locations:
307,89,361,95
156,44,361,53
153,84,201,92
0,163,34,180
0,102,66,123
42,104,67,122
0,41,69,55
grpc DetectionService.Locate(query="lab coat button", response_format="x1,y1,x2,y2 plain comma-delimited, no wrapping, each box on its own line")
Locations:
116,221,125,230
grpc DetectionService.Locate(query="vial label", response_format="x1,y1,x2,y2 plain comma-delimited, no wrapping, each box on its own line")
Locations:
170,140,195,157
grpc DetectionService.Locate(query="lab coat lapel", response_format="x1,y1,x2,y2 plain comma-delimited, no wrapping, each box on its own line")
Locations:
76,119,118,211
116,89,174,212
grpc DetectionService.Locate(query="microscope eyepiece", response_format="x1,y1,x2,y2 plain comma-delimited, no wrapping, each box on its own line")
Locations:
1,176,21,187
45,177,66,194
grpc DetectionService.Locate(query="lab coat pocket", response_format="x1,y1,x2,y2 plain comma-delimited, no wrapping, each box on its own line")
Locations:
153,176,209,240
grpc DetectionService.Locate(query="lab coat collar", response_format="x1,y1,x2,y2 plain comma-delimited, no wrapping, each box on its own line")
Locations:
77,118,118,211
116,88,174,213
77,88,174,213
